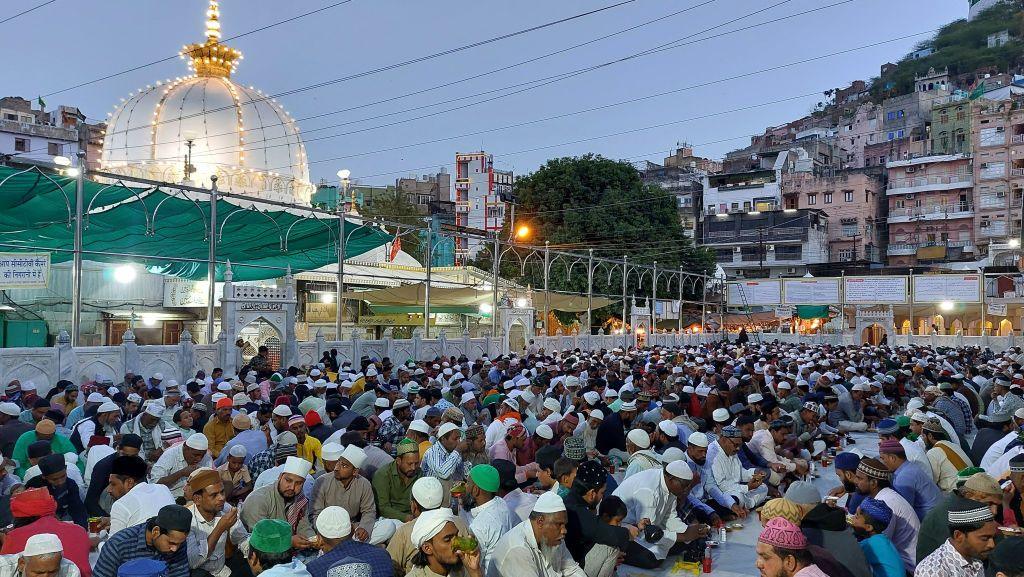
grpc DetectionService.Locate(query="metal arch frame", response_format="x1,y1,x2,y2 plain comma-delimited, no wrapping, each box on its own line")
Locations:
218,205,285,251
283,211,337,253
150,188,211,240
0,165,75,229
83,180,154,232
519,249,543,277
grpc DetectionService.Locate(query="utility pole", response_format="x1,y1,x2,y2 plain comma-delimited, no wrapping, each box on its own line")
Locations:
758,227,765,276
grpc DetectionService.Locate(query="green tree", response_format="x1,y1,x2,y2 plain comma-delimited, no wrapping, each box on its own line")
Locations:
360,192,424,260
472,154,714,329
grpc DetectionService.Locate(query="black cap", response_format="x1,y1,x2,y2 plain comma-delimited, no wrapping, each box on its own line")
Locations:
27,440,52,460
38,453,66,476
155,504,193,533
111,455,147,480
491,458,518,491
989,537,1024,577
119,433,143,449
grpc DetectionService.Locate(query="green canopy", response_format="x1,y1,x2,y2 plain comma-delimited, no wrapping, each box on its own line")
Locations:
0,166,391,281
796,305,830,319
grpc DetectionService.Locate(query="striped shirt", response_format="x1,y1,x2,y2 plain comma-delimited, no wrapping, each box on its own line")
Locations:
92,522,190,577
421,442,463,481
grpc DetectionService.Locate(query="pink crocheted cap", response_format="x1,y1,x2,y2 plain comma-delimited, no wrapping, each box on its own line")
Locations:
758,517,808,550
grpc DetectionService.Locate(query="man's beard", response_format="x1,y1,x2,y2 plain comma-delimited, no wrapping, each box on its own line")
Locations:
691,456,706,466
538,541,560,563
460,491,476,510
441,558,465,572
842,480,857,493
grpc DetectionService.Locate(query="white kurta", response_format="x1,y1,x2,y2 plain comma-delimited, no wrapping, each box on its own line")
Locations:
899,437,934,481
985,444,1024,479
981,431,1017,470
186,502,251,577
469,496,521,576
149,443,213,497
490,519,587,577
504,488,539,522
710,445,766,509
612,467,682,560
109,482,176,537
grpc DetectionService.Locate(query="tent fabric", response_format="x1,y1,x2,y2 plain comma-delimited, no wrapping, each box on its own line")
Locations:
796,305,830,319
0,166,391,281
344,284,616,313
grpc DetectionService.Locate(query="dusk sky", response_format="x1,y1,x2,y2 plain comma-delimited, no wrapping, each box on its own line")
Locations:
4,0,965,187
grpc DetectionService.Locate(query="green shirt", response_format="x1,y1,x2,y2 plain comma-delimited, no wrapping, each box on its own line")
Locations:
11,431,82,477
371,460,420,521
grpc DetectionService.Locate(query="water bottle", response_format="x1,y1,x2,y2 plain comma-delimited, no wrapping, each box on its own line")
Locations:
720,525,727,543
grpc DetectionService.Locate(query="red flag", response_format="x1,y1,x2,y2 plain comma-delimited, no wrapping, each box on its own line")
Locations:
388,237,402,262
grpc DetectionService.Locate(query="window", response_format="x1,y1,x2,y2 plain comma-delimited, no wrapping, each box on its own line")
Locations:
47,142,60,155
808,194,817,205
957,110,966,121
824,193,833,204
13,138,27,152
940,114,949,123
837,248,854,261
3,113,16,121
842,221,858,237
887,132,895,141
898,110,904,118
844,191,854,202
897,129,905,138
887,111,896,121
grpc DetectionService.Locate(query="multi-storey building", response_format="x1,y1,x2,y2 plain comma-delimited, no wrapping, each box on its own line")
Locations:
781,168,885,263
0,97,89,168
971,94,1024,260
703,169,780,215
702,209,829,278
885,153,975,266
837,102,881,169
639,145,718,238
930,96,972,155
452,152,514,261
397,170,451,214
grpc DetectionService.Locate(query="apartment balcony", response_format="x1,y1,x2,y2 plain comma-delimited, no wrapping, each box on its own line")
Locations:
886,240,975,256
886,174,973,196
703,227,808,245
886,203,974,223
455,201,470,214
1012,134,1024,144
978,194,1008,210
718,250,816,268
454,178,471,191
1012,168,1024,177
978,221,1009,237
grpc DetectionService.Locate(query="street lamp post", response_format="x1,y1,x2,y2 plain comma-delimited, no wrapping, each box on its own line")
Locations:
586,248,594,337
206,175,218,344
491,233,500,335
678,267,684,333
543,241,550,336
621,255,628,348
71,151,85,345
335,169,350,340
652,260,658,331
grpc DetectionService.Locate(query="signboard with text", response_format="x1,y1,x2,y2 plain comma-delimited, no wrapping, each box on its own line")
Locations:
163,279,224,308
843,276,909,304
726,280,782,306
782,278,840,305
0,252,49,289
912,274,982,303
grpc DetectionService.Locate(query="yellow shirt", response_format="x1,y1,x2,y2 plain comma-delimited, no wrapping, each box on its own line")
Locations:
297,434,322,469
202,418,235,459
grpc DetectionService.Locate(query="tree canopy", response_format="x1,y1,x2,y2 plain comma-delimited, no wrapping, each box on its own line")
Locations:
472,154,714,329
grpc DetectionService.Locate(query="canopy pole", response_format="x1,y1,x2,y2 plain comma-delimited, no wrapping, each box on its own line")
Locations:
586,248,593,337
206,176,218,344
652,261,658,332
71,151,85,346
336,213,347,340
424,217,433,337
909,267,915,340
491,233,499,335
622,255,628,349
543,241,550,337
678,267,684,334
701,272,708,337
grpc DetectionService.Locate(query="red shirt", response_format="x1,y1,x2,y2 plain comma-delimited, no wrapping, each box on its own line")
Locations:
1,515,92,577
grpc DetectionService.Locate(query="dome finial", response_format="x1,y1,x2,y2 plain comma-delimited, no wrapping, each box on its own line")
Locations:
205,0,222,42
181,0,242,78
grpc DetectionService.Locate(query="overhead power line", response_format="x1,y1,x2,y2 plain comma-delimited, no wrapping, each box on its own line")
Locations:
0,0,56,26
41,1,358,97
99,0,641,137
